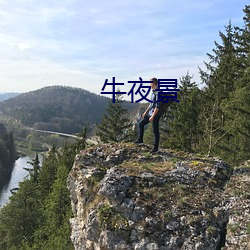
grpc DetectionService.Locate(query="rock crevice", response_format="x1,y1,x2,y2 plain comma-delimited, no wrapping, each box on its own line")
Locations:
67,143,250,250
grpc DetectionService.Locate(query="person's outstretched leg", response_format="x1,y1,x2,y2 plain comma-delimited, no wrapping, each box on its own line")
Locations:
135,115,150,143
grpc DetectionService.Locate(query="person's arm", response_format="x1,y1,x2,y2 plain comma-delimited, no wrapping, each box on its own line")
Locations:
149,108,159,122
149,91,161,121
142,104,151,118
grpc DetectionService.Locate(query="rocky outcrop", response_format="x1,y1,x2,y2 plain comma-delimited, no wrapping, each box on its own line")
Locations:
67,143,250,250
222,161,250,250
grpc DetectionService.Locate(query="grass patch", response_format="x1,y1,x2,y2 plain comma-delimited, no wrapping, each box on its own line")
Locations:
177,196,190,208
98,203,129,231
206,226,219,237
170,158,179,164
121,160,175,175
247,223,250,235
142,152,153,158
160,210,173,222
227,223,240,233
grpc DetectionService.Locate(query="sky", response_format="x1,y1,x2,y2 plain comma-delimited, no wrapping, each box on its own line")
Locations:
0,0,248,96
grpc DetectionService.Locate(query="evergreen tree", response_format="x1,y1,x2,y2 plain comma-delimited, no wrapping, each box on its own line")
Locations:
59,126,87,171
221,84,250,163
202,21,238,96
33,164,73,250
38,146,58,200
0,137,86,249
96,92,131,143
0,124,16,170
233,4,250,83
198,21,239,157
161,74,201,152
0,179,40,249
143,124,154,146
75,125,87,151
198,5,250,163
220,5,250,163
27,153,40,184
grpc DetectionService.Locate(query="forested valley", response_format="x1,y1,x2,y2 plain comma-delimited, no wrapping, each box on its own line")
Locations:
0,129,87,249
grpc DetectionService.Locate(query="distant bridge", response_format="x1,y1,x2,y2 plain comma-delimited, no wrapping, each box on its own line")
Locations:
26,127,98,145
26,127,83,139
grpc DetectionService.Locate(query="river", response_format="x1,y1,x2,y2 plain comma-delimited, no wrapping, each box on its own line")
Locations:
0,156,32,208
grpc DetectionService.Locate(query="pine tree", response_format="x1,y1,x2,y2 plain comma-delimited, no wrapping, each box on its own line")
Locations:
38,146,58,200
161,74,201,152
96,92,131,143
220,5,250,163
199,21,239,96
233,4,250,84
0,179,40,249
26,153,40,184
197,5,250,163
33,164,73,250
75,125,87,151
0,140,83,249
198,21,239,157
144,124,154,145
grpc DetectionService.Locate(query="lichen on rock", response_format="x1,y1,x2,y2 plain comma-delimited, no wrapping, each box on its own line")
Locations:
67,143,249,250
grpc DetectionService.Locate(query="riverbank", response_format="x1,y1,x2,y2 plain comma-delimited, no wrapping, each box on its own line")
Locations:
0,155,44,208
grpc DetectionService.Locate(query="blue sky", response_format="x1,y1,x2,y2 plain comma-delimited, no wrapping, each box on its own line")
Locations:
0,0,248,95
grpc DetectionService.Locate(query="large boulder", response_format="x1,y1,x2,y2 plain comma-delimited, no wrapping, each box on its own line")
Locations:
67,143,249,250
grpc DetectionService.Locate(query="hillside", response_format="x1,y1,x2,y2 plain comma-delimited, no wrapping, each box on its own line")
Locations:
0,86,138,134
0,123,16,188
0,93,20,102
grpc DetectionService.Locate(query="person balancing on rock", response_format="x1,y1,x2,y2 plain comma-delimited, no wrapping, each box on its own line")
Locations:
135,77,162,153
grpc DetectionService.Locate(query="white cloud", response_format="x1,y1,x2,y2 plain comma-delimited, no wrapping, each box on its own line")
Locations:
0,0,247,94
16,42,32,50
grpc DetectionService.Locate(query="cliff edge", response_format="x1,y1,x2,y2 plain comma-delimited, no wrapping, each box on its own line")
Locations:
67,143,250,250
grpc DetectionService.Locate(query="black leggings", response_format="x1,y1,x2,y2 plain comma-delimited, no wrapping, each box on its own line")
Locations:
138,113,161,149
